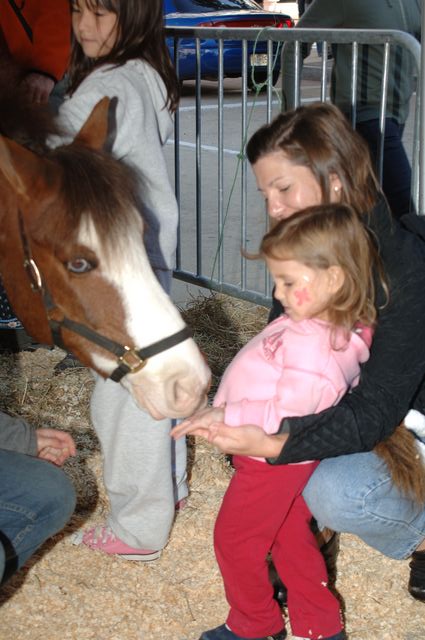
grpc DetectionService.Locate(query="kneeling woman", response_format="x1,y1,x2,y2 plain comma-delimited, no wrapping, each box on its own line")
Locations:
173,102,425,604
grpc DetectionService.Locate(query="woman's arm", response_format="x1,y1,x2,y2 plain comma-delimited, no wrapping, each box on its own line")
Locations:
0,411,76,464
0,411,37,455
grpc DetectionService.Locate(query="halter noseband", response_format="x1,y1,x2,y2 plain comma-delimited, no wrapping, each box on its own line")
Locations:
17,210,192,382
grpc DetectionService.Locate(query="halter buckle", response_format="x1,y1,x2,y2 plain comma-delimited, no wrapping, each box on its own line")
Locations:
118,346,148,374
23,258,42,291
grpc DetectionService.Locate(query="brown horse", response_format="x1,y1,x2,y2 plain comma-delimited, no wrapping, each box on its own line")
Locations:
0,92,210,419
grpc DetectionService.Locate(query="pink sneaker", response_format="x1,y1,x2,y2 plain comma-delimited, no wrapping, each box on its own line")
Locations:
82,525,161,561
175,498,187,511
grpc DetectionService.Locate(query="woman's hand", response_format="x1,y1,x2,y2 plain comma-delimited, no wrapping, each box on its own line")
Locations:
171,412,288,458
22,72,54,103
36,428,77,466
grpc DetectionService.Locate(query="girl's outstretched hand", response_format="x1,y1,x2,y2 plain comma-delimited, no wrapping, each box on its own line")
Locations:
36,428,77,466
171,411,288,458
171,406,225,441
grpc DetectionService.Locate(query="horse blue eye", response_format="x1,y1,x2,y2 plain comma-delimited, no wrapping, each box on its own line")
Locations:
67,258,94,274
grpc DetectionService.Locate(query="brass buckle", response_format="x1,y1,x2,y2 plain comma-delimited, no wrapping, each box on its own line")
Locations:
118,347,147,374
24,258,42,291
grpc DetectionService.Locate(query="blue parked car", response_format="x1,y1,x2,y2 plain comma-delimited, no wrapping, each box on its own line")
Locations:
164,0,294,89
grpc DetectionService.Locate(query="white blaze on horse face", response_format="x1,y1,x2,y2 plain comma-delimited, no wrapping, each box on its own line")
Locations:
77,215,210,418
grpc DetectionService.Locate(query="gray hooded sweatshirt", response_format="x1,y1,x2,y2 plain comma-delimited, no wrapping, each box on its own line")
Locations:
53,59,178,275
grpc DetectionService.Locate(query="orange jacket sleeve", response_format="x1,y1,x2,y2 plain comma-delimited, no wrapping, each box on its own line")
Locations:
0,0,71,81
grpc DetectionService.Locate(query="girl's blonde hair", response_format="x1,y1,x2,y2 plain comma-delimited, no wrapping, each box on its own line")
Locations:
259,203,388,334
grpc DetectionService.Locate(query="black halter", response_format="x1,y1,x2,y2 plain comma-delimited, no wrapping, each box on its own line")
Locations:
17,210,192,382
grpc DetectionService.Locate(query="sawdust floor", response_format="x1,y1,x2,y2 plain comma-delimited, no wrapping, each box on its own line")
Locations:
0,296,423,640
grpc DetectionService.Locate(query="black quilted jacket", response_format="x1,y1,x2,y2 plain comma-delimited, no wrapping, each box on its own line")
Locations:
269,197,425,465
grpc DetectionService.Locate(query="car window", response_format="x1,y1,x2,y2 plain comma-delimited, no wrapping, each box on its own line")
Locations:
167,0,262,13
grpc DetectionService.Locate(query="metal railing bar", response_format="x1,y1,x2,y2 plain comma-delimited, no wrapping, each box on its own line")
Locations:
377,42,391,184
195,37,202,275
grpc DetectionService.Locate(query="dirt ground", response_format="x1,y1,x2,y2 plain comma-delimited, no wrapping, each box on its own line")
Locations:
0,296,423,640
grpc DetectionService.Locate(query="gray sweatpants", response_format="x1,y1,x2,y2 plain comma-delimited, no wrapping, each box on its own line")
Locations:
90,376,187,550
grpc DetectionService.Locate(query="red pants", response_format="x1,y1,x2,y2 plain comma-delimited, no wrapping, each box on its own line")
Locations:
214,456,343,639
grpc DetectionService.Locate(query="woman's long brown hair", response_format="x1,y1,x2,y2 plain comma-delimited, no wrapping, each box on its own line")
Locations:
246,102,380,215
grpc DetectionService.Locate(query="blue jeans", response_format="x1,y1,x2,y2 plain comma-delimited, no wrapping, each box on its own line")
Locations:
303,451,425,560
0,450,76,583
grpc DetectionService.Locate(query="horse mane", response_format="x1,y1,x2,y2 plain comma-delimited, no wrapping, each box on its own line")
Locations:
43,143,143,250
0,66,144,251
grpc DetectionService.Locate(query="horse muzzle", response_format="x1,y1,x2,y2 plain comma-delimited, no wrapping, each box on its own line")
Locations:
124,358,211,419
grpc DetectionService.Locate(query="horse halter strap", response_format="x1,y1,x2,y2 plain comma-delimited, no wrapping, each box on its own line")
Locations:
50,314,192,382
17,210,192,382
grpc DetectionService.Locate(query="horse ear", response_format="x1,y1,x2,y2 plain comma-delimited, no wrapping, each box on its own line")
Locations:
0,134,31,198
73,96,118,152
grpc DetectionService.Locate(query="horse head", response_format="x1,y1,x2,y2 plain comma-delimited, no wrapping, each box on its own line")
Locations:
0,97,210,419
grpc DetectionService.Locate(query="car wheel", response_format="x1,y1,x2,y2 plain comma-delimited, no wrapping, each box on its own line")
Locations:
247,68,280,92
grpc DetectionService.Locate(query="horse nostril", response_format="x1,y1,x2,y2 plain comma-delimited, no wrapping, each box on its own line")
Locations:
171,377,191,408
168,374,207,414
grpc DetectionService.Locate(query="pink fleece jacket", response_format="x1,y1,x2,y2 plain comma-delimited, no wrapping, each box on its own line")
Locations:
214,315,370,435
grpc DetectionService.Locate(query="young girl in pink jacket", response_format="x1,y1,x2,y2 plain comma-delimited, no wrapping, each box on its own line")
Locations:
173,203,386,640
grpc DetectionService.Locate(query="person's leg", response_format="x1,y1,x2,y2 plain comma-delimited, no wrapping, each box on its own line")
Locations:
297,0,305,17
88,377,175,553
214,457,292,638
0,449,76,583
171,428,188,505
303,451,425,560
272,495,343,639
164,273,189,506
356,118,414,219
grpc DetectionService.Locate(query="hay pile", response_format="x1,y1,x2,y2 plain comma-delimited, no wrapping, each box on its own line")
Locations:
181,293,270,397
0,294,423,640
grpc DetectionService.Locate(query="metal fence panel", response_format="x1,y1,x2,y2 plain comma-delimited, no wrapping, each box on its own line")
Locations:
167,27,421,306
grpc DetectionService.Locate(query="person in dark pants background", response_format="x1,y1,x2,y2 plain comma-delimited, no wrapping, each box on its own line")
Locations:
281,0,420,220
